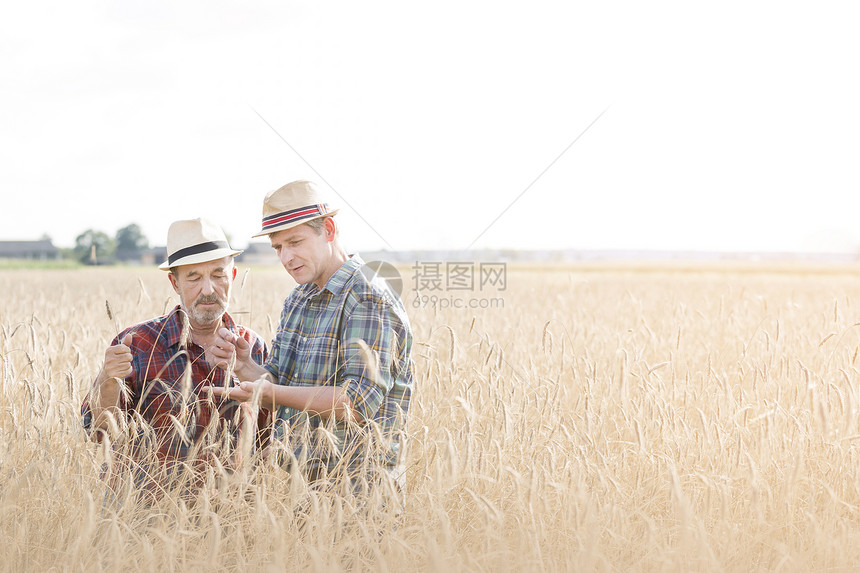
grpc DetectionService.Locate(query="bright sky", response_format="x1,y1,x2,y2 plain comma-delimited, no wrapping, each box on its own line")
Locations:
2,1,859,254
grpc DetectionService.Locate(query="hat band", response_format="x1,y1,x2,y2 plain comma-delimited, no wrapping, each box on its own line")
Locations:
167,240,229,265
261,203,330,232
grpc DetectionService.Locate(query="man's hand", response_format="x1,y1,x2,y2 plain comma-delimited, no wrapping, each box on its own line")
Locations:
206,379,269,405
206,328,245,368
207,328,255,379
91,333,134,436
206,379,356,422
102,332,134,380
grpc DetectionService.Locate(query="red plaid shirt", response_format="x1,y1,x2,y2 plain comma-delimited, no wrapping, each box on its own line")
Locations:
82,305,267,497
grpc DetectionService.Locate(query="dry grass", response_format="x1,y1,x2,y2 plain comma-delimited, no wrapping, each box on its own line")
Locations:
3,263,860,571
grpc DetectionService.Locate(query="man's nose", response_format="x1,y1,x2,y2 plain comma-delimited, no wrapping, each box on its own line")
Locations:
279,248,292,267
201,276,215,295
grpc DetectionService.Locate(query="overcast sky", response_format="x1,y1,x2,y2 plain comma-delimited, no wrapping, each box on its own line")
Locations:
2,1,859,254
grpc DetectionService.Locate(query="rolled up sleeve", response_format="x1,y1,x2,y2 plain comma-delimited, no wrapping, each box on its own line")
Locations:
340,299,395,421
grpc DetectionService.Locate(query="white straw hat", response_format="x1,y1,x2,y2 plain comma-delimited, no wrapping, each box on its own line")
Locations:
252,180,339,238
158,218,243,270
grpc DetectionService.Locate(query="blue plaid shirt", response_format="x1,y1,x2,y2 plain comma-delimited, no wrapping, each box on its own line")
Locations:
265,255,413,482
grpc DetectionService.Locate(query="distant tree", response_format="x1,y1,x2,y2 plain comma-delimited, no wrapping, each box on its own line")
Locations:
115,223,149,261
74,229,115,265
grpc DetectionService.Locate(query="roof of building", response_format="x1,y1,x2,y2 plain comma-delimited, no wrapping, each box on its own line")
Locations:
0,240,60,255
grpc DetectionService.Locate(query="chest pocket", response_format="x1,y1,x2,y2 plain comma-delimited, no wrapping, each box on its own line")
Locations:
295,331,341,386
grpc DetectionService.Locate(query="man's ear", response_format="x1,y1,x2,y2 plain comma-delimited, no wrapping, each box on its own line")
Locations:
231,265,238,280
324,217,337,242
168,271,180,294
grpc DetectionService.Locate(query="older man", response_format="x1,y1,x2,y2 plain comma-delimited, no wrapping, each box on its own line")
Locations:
206,181,413,501
82,218,268,501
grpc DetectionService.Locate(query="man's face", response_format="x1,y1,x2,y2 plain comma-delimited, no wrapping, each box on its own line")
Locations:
169,257,237,326
269,221,333,288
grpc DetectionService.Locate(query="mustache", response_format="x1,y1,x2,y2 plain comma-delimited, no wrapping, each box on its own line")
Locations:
195,295,225,306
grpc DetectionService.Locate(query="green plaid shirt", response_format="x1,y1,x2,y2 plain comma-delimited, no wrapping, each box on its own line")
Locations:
265,255,413,482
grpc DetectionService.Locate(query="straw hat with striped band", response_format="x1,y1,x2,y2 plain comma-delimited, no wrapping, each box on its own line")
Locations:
251,180,339,238
158,218,243,270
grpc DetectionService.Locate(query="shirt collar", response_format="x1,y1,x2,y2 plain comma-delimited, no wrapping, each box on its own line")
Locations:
301,254,364,298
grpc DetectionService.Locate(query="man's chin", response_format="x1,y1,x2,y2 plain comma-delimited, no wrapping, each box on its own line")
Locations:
191,307,226,325
289,271,310,285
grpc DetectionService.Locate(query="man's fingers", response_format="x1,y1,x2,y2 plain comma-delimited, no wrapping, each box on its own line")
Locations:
235,334,250,351
104,362,133,380
217,328,252,358
103,335,135,380
204,384,255,403
218,327,237,344
211,330,236,356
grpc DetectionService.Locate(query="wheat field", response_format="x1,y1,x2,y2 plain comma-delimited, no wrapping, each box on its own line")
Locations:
3,263,860,571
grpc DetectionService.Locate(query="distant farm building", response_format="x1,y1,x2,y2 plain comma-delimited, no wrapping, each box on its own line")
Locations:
138,247,168,267
0,240,61,260
236,242,279,265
